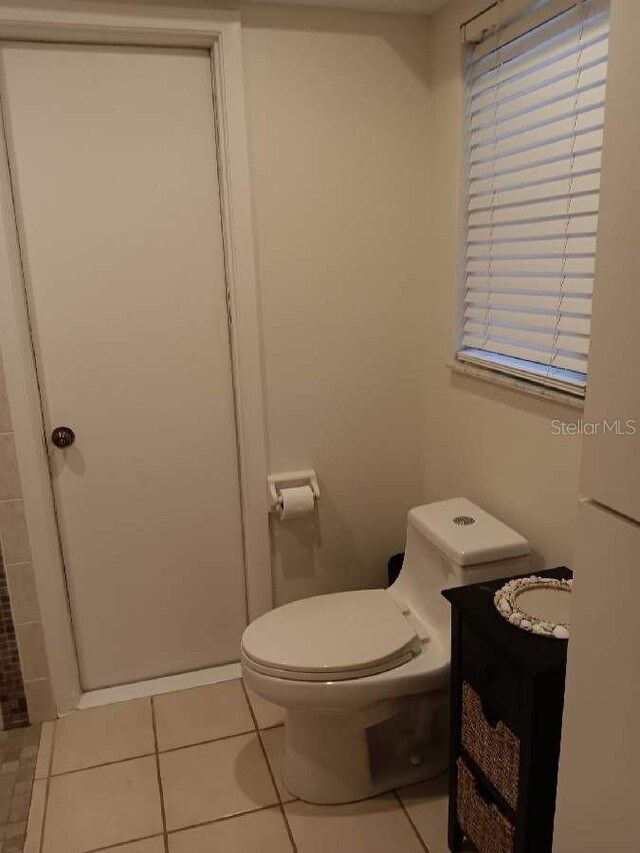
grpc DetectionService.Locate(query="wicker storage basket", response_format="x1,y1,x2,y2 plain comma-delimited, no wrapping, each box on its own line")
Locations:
461,682,520,808
457,759,515,853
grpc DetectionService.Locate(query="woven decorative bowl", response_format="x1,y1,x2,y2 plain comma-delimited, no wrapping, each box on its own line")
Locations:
494,576,571,639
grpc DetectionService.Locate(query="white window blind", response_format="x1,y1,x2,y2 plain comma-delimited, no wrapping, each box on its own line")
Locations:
457,0,610,397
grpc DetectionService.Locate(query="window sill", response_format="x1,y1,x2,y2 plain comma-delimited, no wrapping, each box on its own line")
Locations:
448,359,585,411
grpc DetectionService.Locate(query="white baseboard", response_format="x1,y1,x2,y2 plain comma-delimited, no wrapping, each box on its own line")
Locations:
76,662,242,711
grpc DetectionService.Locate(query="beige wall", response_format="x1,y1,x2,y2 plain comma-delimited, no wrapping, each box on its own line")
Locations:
421,0,583,571
240,5,431,602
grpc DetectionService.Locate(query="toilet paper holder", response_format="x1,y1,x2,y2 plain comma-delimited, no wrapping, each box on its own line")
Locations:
268,470,320,514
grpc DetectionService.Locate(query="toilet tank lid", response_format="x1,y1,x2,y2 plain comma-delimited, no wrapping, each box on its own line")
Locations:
408,498,531,567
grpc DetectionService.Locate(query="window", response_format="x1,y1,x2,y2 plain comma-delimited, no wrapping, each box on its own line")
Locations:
457,0,610,398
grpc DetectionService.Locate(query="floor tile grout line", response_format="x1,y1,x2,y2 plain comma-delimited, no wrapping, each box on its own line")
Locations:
47,750,157,779
393,790,431,853
238,680,262,735
42,724,270,780
256,721,286,733
82,803,281,852
275,799,298,853
254,730,299,853
241,679,298,853
83,831,165,853
164,802,282,836
155,725,258,757
38,720,58,853
150,696,170,853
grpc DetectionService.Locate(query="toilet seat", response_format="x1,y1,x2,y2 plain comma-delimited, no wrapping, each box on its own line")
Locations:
241,589,423,682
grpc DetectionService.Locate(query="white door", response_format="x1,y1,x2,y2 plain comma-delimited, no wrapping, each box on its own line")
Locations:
0,43,248,690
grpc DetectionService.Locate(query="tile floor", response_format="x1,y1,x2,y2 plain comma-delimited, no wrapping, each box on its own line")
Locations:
0,723,40,852
25,678,452,853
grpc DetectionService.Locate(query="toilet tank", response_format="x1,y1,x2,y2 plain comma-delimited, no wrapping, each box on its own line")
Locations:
389,498,531,638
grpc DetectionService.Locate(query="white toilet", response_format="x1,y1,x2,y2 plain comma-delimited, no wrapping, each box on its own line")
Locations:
241,498,531,804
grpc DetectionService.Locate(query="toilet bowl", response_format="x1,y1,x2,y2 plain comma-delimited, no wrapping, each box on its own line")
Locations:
241,498,531,804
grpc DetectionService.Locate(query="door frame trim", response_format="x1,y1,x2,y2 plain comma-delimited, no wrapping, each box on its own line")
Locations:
0,2,272,715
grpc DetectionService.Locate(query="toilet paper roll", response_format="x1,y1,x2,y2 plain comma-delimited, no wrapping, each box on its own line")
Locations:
279,485,315,520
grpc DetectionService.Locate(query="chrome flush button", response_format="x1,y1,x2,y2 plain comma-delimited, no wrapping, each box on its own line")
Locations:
453,515,475,526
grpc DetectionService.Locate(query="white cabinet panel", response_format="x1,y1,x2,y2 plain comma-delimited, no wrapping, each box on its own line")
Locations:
554,500,639,851
580,0,640,521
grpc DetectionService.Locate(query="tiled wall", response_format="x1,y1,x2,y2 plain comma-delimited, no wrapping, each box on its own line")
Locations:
0,554,28,728
0,356,55,725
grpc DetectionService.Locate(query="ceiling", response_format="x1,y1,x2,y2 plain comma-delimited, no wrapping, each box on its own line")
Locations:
248,0,449,15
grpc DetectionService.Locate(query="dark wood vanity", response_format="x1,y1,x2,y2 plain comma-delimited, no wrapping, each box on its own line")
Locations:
443,567,571,853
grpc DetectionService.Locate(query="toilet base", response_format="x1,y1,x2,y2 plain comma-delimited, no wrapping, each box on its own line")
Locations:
281,689,449,804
